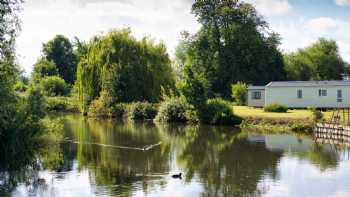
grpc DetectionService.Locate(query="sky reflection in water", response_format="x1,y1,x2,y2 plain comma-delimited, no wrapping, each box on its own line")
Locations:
1,114,350,197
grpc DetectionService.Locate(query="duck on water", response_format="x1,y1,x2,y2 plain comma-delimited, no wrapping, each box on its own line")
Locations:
172,173,182,179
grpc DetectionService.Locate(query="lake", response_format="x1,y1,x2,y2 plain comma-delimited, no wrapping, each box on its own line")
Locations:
1,114,350,197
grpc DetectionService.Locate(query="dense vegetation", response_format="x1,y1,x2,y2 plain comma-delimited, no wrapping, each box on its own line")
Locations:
76,29,175,113
2,0,350,135
175,0,286,98
264,103,288,113
284,38,348,81
0,0,61,158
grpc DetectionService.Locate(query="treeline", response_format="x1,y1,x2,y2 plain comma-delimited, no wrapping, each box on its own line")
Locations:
174,1,349,99
26,0,349,124
5,0,350,127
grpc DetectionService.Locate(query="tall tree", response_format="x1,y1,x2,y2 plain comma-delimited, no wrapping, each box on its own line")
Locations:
77,29,175,112
182,0,286,98
0,0,22,110
42,35,77,84
284,38,346,81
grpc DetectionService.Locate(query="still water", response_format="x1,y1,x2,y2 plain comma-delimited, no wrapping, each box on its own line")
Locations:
1,114,350,197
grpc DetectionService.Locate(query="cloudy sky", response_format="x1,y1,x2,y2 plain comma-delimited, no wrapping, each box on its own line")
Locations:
16,0,350,74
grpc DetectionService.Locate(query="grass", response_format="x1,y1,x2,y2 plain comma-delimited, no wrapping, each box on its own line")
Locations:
233,106,314,119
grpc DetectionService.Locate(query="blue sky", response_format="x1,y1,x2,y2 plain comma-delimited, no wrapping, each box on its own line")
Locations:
16,0,350,74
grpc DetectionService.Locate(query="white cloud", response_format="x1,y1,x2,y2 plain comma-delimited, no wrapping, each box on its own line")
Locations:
16,0,200,74
246,0,292,16
335,0,350,6
305,17,338,34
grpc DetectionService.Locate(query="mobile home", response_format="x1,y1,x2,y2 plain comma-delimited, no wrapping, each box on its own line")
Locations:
247,86,265,107
248,81,350,108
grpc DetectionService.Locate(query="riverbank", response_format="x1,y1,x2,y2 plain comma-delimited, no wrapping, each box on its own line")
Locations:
234,106,331,133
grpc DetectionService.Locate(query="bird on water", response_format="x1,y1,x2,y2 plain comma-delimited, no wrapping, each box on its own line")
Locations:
172,173,182,179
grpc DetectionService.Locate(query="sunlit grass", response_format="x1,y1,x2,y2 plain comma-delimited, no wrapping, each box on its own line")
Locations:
233,106,333,120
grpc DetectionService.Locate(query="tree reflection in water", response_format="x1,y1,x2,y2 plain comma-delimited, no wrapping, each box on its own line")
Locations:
1,114,350,196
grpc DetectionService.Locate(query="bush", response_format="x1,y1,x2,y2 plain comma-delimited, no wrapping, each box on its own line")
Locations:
128,102,158,120
309,107,323,122
264,103,288,113
231,82,247,106
26,87,47,120
14,81,27,92
40,76,69,97
155,98,190,123
202,98,242,125
88,91,112,117
46,97,80,112
110,103,127,118
32,59,58,81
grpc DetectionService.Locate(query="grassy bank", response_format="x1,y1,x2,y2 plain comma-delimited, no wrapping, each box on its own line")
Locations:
233,106,324,133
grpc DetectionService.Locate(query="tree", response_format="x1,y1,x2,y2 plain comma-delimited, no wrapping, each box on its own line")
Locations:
40,76,69,97
284,38,346,81
182,0,286,98
32,59,58,81
231,82,247,106
42,35,77,84
0,0,22,134
77,29,175,112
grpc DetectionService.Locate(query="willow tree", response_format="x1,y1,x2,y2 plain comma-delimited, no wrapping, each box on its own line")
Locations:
77,29,175,112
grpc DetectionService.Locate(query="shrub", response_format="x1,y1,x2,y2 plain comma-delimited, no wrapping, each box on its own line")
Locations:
40,76,69,97
46,97,80,112
128,102,158,120
264,103,288,113
88,91,112,117
155,98,190,123
202,98,242,125
32,59,58,81
14,81,27,92
47,97,67,111
309,107,323,122
231,82,247,106
26,87,47,120
110,103,127,118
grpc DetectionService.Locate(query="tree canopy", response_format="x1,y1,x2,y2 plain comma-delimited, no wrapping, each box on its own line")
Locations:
284,38,347,81
31,59,58,81
77,28,175,111
42,35,77,84
177,0,286,98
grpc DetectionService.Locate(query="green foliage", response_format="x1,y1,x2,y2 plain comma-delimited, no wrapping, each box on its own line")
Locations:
26,87,47,120
46,97,80,112
14,81,27,92
155,98,190,123
179,67,208,111
77,28,175,111
309,107,324,122
110,103,127,118
128,102,158,120
202,98,242,125
181,0,286,98
231,82,247,106
42,35,77,84
32,58,58,81
88,90,112,118
264,103,288,113
40,76,69,96
284,38,346,80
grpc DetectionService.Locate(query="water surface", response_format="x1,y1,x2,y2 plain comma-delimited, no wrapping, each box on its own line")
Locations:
1,114,350,197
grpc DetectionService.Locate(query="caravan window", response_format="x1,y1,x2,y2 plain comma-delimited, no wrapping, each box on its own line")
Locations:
252,91,261,100
318,89,327,97
337,90,342,102
297,90,302,99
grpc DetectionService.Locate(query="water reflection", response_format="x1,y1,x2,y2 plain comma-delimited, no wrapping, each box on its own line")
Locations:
1,114,350,196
